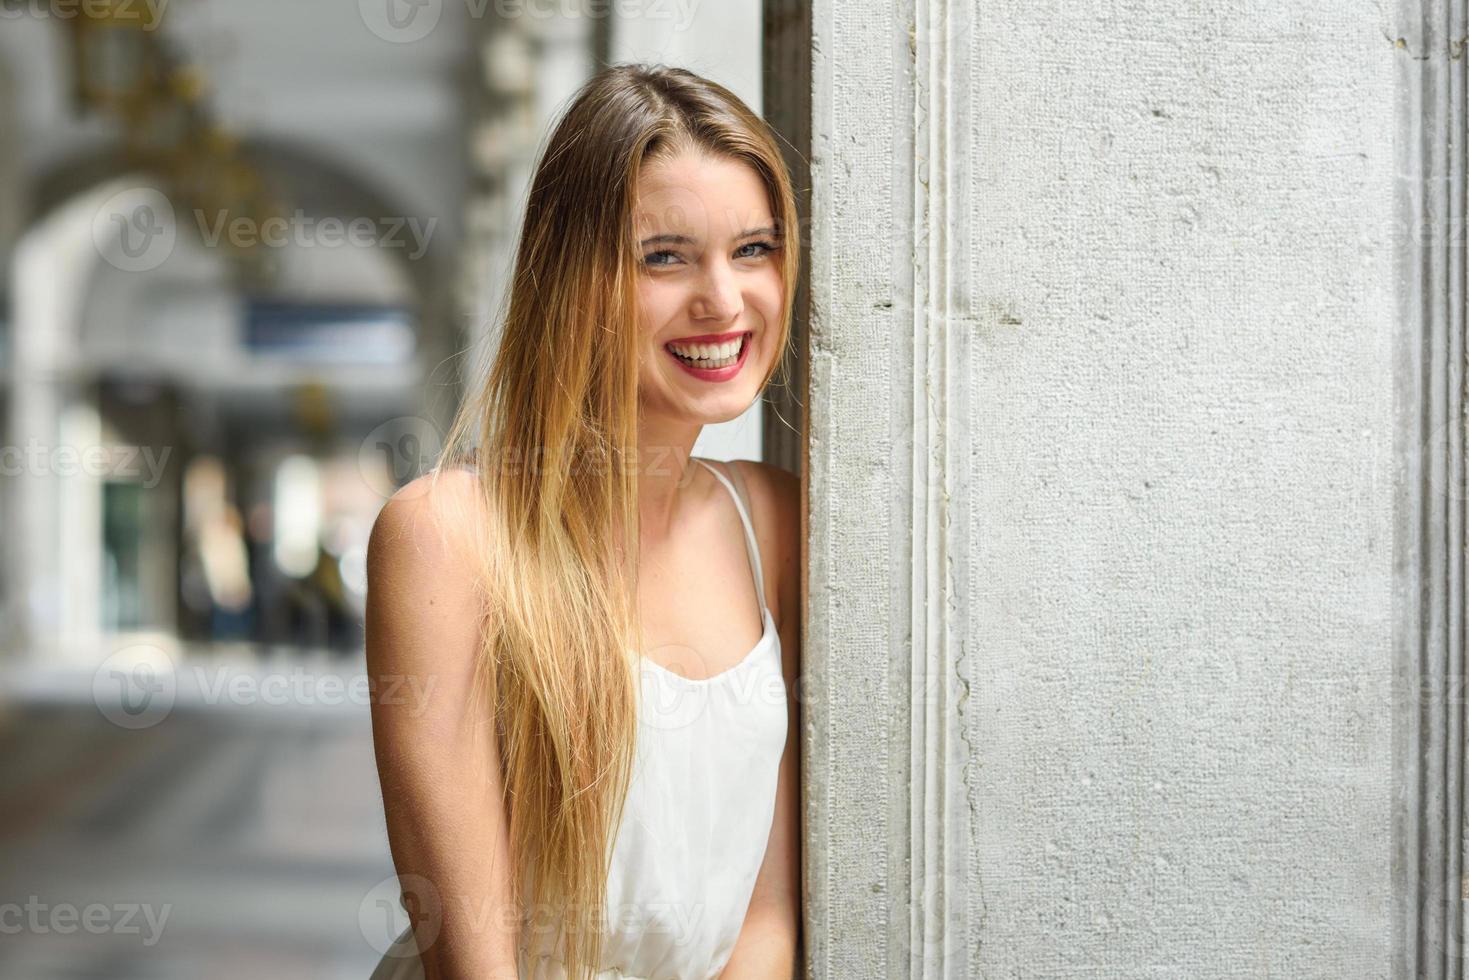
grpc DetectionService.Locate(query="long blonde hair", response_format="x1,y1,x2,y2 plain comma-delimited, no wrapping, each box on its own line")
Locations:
428,64,799,977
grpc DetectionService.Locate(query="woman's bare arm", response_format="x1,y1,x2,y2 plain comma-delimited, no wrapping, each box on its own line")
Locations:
720,462,803,978
365,470,521,979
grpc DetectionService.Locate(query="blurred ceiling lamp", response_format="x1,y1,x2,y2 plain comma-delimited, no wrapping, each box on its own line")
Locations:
64,6,200,167
64,7,154,115
58,1,282,289
293,382,334,441
131,62,204,162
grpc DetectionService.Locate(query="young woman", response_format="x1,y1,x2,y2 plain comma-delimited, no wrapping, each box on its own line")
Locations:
364,64,803,979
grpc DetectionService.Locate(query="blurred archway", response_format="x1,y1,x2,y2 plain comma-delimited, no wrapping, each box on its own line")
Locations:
6,141,457,663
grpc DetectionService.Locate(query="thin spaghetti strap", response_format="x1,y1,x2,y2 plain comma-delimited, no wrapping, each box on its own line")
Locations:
693,457,768,614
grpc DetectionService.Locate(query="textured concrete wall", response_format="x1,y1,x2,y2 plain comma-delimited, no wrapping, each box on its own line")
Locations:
798,0,1399,975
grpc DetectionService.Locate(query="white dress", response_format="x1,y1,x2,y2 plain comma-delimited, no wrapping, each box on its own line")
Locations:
370,458,788,979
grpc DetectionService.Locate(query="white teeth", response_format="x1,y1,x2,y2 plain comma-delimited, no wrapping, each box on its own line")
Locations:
667,335,743,361
671,347,739,369
691,350,737,368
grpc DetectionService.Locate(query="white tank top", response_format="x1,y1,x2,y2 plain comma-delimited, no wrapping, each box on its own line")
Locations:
371,457,788,980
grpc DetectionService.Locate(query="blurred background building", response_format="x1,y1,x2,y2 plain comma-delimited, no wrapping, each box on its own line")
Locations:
0,3,762,977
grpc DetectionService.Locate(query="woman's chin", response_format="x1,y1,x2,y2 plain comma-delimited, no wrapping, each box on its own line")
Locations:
640,387,757,427
679,396,755,425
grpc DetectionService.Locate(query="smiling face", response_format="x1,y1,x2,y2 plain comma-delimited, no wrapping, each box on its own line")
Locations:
632,149,785,429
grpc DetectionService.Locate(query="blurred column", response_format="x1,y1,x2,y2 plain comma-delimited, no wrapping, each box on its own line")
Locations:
0,55,19,268
8,187,109,660
0,53,20,653
459,6,595,378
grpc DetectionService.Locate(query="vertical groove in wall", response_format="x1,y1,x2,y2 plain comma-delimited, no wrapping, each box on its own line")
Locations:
908,0,930,970
1442,0,1465,971
1450,1,1466,976
1397,0,1468,977
914,0,933,958
907,1,971,976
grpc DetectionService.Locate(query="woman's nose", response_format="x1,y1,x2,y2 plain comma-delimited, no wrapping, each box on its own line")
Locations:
692,259,743,322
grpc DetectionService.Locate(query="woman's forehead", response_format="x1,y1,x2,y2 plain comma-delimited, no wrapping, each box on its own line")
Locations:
632,154,773,239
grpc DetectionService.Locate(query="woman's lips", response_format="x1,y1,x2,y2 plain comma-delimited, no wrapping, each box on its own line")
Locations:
664,331,752,382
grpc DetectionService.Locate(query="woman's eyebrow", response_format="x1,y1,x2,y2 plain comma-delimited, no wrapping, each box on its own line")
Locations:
639,232,697,247
638,226,781,247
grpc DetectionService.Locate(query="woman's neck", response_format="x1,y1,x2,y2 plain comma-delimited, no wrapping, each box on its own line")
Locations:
634,419,702,542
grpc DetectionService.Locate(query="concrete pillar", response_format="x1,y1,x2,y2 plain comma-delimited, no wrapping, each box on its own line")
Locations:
770,0,1417,975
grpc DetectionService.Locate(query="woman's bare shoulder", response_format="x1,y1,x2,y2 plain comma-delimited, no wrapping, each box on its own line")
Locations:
369,468,488,565
726,459,801,631
365,468,491,663
728,459,799,526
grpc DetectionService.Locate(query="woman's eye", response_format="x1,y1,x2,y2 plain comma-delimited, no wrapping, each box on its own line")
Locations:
736,241,777,260
642,250,680,267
